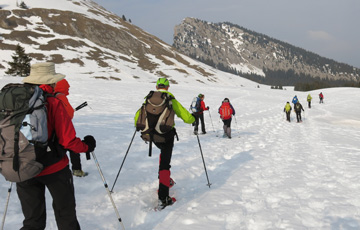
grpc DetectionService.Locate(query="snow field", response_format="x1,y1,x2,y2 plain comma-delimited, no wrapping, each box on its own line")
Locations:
0,75,360,229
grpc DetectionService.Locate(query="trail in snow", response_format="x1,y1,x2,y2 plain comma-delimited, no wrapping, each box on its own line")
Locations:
1,76,360,230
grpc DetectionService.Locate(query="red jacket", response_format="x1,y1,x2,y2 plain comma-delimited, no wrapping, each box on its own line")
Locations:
199,100,209,114
54,79,74,119
37,84,88,176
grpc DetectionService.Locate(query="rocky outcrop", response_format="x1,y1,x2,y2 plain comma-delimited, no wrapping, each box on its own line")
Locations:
173,18,360,82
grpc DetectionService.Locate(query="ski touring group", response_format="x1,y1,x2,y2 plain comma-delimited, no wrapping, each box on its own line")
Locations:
284,92,325,123
0,62,326,230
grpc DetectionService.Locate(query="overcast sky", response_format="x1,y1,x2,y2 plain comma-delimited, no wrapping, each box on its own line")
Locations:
93,0,360,68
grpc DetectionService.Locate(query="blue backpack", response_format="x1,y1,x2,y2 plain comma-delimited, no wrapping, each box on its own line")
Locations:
190,97,201,113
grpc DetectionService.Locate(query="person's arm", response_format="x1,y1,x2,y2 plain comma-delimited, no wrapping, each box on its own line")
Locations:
49,98,88,153
172,99,195,124
200,100,209,111
56,93,75,119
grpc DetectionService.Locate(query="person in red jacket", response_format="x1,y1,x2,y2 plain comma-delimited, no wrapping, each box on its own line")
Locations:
54,79,87,177
193,93,209,134
18,62,96,230
218,98,235,138
319,92,324,103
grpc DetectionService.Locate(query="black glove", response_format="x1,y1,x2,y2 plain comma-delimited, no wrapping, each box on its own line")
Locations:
207,106,210,109
83,135,96,153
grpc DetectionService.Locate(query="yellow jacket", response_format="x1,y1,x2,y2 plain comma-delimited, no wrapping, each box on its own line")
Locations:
284,103,292,112
307,94,312,101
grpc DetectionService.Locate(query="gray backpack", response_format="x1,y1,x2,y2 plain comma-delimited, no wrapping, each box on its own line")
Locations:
0,83,48,182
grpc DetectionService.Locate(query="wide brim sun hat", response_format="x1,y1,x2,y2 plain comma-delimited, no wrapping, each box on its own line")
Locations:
23,62,65,84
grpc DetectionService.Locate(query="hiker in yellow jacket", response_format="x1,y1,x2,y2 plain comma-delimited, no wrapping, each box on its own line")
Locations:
307,94,312,108
284,102,292,122
134,77,195,209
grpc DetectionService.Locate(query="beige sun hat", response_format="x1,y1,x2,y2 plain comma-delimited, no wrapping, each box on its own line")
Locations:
23,62,65,84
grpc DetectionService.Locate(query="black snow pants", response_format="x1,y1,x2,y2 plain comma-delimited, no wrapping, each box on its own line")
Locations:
16,166,80,230
154,130,175,200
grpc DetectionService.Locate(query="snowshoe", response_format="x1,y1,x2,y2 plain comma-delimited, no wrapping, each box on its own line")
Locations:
156,196,176,210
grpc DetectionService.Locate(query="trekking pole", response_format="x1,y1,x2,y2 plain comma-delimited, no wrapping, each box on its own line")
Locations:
91,151,126,230
75,101,88,111
207,110,215,132
110,129,137,193
234,115,239,130
1,182,13,230
195,134,211,188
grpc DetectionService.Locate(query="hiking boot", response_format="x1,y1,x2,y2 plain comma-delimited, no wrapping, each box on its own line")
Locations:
202,131,207,134
159,196,176,208
72,170,88,177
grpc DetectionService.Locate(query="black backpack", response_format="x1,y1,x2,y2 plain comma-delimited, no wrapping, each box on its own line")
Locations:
136,91,176,156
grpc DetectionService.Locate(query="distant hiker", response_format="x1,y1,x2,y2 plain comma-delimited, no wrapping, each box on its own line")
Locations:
16,62,96,230
192,94,209,135
135,77,195,209
54,79,88,177
284,102,292,122
292,95,298,106
319,92,324,103
294,101,305,122
307,94,312,108
218,98,235,138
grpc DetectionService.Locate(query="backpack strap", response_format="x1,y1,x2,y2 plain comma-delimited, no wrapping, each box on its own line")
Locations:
148,138,153,157
145,91,155,103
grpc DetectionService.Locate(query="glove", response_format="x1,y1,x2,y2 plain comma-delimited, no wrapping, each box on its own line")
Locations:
207,106,210,109
83,135,96,153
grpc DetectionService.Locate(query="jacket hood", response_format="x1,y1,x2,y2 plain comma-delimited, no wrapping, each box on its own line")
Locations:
39,84,54,94
54,79,70,96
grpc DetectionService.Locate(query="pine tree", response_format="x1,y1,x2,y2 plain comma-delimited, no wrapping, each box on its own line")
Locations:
6,44,32,77
19,1,28,9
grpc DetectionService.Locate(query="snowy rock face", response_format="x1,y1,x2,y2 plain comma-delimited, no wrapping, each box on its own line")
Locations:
173,17,360,82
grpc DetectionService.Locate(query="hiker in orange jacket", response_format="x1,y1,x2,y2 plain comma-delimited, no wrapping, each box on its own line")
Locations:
54,79,87,177
218,98,235,138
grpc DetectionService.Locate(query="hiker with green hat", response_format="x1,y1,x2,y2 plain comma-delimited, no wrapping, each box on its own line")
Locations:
135,77,195,209
192,93,209,135
17,62,96,229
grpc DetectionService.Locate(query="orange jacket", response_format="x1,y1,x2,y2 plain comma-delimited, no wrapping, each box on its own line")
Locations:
54,79,74,119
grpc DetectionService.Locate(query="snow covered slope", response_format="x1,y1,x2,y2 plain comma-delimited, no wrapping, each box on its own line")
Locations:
0,0,258,87
1,74,359,229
